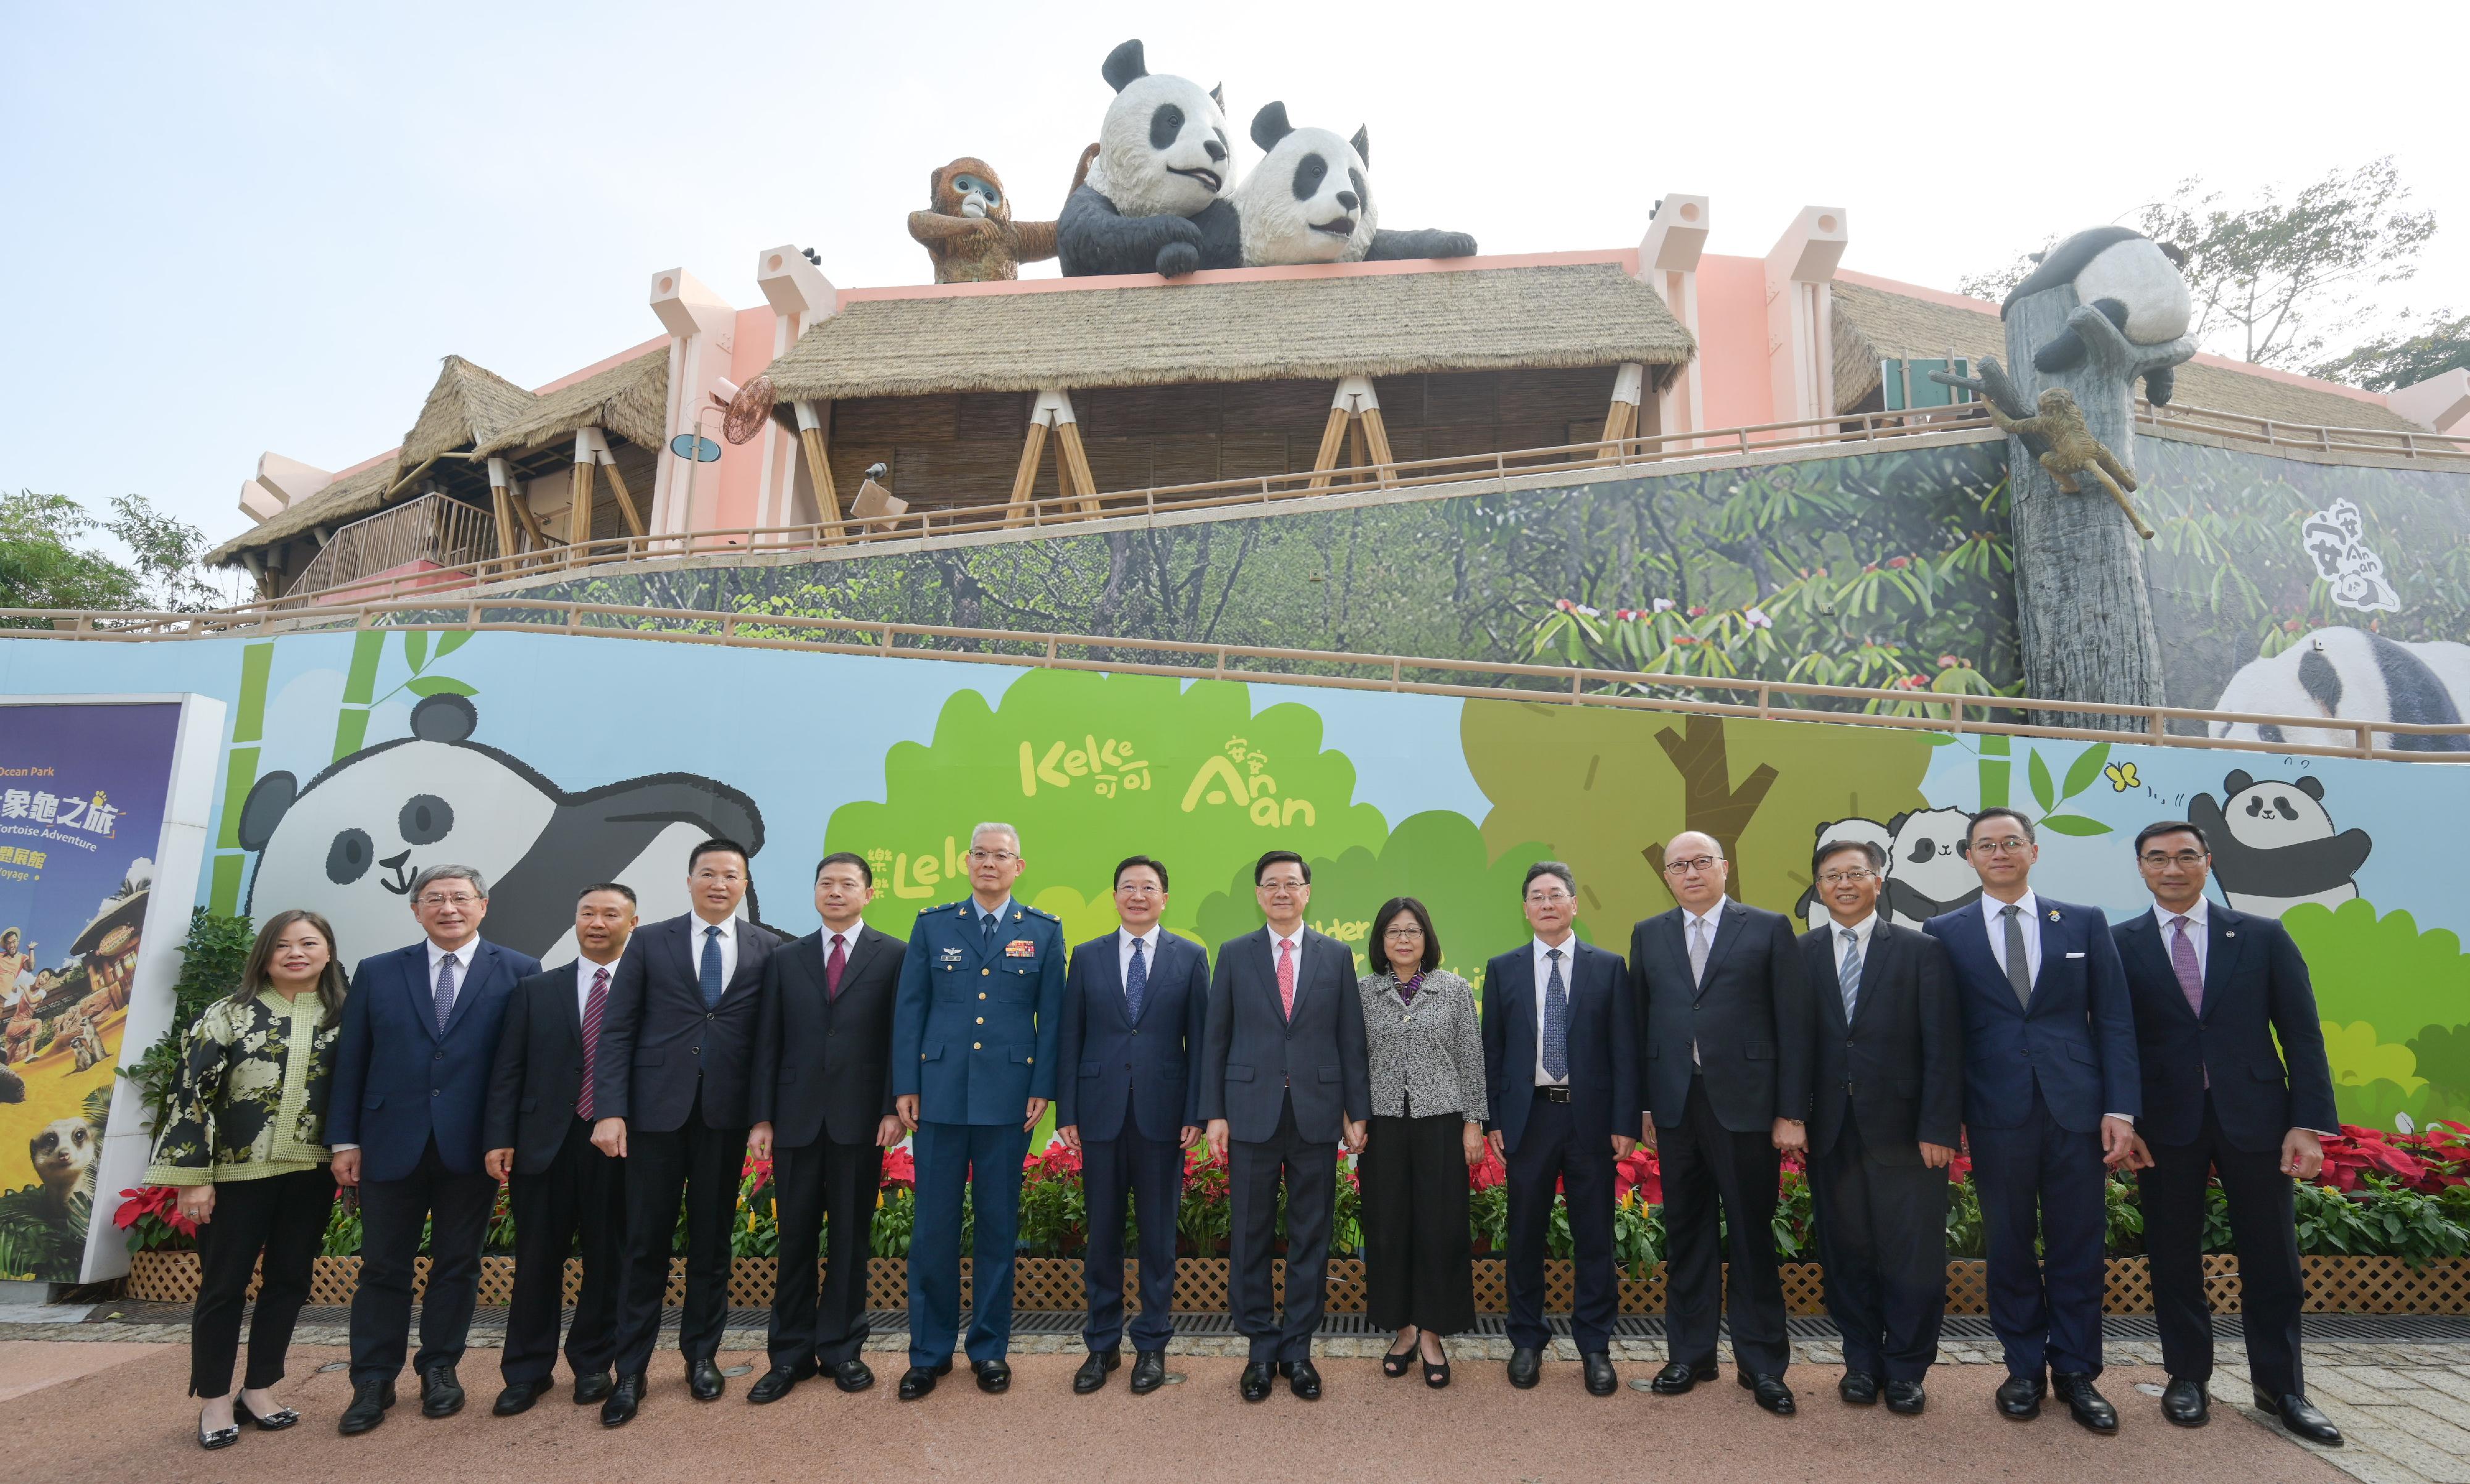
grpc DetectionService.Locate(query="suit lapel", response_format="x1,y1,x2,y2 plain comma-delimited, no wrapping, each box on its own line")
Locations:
2201,909,2243,1022
401,945,440,1043
1850,925,1896,1032
834,927,881,1005
439,942,493,1040
1954,906,2020,1016
1098,933,1131,1026
562,961,587,1040
1500,947,1536,1073
2122,914,2188,1022
1691,902,1748,1003
671,916,702,993
1812,927,1849,1036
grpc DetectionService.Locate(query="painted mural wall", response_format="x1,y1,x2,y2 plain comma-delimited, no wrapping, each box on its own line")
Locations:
4,628,2467,1136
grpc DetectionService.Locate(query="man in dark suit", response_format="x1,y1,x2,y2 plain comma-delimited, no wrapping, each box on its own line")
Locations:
744,852,908,1403
890,822,1066,1401
1924,807,2139,1433
1634,830,1811,1416
1202,849,1369,1403
482,883,639,1415
2115,821,2341,1445
1482,861,1636,1396
330,864,542,1435
1060,856,1207,1397
1801,837,1962,1415
590,838,784,1426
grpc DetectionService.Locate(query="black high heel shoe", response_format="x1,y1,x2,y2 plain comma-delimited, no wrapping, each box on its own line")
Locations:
1382,1328,1420,1378
235,1396,300,1431
1423,1339,1451,1390
198,1409,240,1451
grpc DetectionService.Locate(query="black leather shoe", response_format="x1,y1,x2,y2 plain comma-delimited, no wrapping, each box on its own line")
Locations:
1506,1346,1543,1390
897,1360,951,1401
1995,1372,2046,1420
1741,1371,1796,1415
1884,1380,1926,1414
1583,1352,1617,1397
1650,1360,1718,1395
2161,1377,2209,1427
338,1378,394,1436
1284,1358,1322,1400
973,1358,1011,1394
572,1371,614,1405
2051,1372,2117,1433
419,1364,464,1419
747,1361,816,1404
599,1372,645,1427
1239,1362,1275,1403
1074,1348,1120,1394
687,1357,726,1401
1839,1370,1880,1406
2256,1391,2343,1446
492,1378,552,1416
831,1359,874,1393
1129,1350,1167,1395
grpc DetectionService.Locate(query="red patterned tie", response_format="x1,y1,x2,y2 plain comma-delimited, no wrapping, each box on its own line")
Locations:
577,965,609,1120
1277,938,1296,1022
826,933,847,999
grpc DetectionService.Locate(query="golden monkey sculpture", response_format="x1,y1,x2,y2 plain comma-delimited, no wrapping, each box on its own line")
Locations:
907,157,1063,284
1982,386,2156,540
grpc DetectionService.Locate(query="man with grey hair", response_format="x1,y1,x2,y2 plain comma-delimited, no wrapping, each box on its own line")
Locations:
332,864,541,1435
890,823,1064,1400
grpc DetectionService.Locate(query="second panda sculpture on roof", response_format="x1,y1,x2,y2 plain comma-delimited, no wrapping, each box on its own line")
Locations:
1231,102,1477,267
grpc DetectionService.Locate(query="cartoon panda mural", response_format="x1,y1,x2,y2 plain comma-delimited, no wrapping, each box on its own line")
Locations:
1231,102,1477,267
2003,226,2193,405
2209,627,2470,754
1795,807,1983,929
1056,39,1242,278
237,693,768,965
2188,769,2372,918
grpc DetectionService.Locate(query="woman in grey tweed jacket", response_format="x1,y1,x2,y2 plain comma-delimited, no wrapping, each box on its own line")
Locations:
1357,896,1485,1386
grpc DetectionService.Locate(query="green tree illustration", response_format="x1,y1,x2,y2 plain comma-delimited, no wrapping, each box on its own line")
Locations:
824,668,1386,943
2287,899,2470,1060
331,627,479,761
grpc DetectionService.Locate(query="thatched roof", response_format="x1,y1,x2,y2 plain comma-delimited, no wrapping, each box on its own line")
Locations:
1831,278,2422,432
399,356,537,468
473,346,669,458
762,262,1696,404
203,460,396,565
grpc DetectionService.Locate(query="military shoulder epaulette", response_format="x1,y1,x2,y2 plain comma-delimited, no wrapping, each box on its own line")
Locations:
1023,905,1060,922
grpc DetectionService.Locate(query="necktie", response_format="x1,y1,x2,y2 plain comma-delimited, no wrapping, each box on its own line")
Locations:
433,951,459,1035
981,909,997,956
1688,915,1709,986
700,924,724,1009
2171,915,2208,1088
826,933,847,999
2001,904,2032,1009
1839,928,1863,1022
1276,938,1296,1021
1541,948,1569,1082
577,965,608,1120
1126,936,1149,1022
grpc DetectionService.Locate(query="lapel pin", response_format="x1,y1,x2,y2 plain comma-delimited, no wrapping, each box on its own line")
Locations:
2225,930,2237,938
2048,910,2061,921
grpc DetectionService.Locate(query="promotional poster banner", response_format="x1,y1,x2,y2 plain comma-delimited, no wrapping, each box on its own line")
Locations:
0,697,217,1282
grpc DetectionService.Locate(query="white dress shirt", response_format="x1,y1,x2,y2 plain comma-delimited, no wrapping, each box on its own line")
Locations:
690,913,740,987
820,926,856,975
1680,899,1728,1066
1980,890,2042,985
1267,925,1305,970
1530,934,1578,1086
1119,925,1163,990
576,955,619,1019
2151,896,2210,979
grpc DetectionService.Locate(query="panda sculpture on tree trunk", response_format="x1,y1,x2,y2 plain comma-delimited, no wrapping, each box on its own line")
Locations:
1057,39,1241,278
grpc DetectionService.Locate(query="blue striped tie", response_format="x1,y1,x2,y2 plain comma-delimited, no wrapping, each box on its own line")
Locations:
1126,936,1149,1022
699,925,724,1009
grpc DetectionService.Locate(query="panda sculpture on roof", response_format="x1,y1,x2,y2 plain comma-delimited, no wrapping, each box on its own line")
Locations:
1231,102,1477,267
1057,39,1242,278
235,693,768,966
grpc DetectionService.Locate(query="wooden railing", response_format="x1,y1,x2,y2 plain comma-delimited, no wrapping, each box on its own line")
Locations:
13,598,2469,764
2133,400,2470,461
290,492,503,596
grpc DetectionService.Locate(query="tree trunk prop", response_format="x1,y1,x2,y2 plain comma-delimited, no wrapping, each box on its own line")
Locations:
1639,714,1778,901
1999,289,2193,730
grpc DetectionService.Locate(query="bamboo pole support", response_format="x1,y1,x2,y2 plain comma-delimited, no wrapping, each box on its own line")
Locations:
1359,406,1397,486
599,457,645,538
1597,362,1646,463
1007,420,1050,528
484,457,518,561
1053,420,1101,515
1307,406,1352,492
793,401,844,538
567,462,595,548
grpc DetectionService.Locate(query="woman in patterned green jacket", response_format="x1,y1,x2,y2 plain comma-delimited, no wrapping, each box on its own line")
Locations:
145,909,346,1450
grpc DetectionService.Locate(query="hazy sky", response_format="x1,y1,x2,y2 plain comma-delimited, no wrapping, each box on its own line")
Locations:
6,1,2464,551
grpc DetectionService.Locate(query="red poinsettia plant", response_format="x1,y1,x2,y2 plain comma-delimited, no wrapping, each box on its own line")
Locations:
2316,1123,2470,1194
112,1185,196,1246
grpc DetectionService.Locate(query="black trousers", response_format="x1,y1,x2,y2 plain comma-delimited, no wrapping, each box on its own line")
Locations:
612,1093,748,1375
1229,1094,1335,1364
1504,1094,1614,1352
2139,1096,2307,1395
1970,1086,2108,1378
1362,1112,1476,1338
189,1166,333,1396
1081,1120,1184,1353
768,1136,884,1369
501,1116,627,1385
351,1138,496,1383
1810,1114,1950,1382
1660,1077,1789,1375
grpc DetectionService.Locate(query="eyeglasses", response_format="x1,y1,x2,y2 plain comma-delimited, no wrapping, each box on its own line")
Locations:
1972,838,2032,856
1524,890,1573,906
1382,925,1425,940
1258,878,1307,891
968,849,1019,864
2140,849,2207,868
1662,856,1721,876
1816,870,1878,886
1115,882,1162,896
417,892,479,908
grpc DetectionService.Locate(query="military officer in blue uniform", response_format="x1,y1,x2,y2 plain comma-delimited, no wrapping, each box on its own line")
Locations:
890,822,1065,1400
